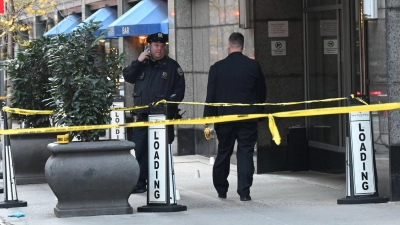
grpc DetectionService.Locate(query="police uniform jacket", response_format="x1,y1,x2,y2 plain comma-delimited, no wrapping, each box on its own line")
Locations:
123,56,185,115
203,52,266,119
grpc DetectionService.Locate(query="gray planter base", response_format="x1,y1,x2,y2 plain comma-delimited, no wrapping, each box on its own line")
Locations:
7,133,62,185
45,140,139,218
0,200,27,208
55,205,133,218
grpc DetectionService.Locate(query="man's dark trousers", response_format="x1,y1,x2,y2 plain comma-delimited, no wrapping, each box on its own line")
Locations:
213,121,257,197
132,124,175,190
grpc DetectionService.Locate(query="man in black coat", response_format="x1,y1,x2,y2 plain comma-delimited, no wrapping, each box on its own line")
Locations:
123,32,185,193
203,32,266,201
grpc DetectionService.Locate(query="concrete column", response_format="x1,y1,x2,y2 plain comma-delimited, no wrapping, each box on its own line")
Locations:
32,15,45,38
117,0,130,56
254,0,304,173
387,2,400,144
172,0,195,156
386,0,400,201
81,1,91,20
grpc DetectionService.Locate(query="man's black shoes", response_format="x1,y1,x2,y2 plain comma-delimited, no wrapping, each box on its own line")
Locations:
240,195,252,201
132,187,146,194
218,193,227,199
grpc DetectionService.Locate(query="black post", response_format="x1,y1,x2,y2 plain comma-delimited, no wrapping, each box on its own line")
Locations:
0,103,27,208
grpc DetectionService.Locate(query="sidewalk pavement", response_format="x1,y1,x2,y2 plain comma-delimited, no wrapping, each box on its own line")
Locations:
0,155,399,225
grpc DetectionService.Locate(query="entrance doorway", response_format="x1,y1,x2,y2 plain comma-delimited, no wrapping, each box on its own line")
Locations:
304,0,354,172
304,0,353,151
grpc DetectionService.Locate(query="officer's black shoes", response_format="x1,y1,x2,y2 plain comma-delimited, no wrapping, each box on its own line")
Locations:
218,193,227,199
132,187,147,194
240,195,252,201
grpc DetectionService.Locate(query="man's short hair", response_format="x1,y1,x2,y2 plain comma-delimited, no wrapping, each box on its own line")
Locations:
228,32,244,48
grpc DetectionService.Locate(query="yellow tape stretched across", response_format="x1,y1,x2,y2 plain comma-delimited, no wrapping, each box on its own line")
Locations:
2,106,53,115
2,105,149,115
0,96,6,100
0,124,120,135
1,102,399,146
155,96,352,107
1,95,359,116
110,105,149,111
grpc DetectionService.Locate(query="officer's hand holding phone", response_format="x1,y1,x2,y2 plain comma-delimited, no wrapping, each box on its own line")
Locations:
138,45,151,62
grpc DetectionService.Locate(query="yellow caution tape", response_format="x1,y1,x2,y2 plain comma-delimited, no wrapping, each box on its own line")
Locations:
0,124,120,135
0,96,6,100
1,106,148,116
155,95,360,107
2,106,53,115
0,94,391,147
110,105,149,111
2,105,149,115
0,102,398,146
1,94,362,115
354,97,369,105
268,115,280,145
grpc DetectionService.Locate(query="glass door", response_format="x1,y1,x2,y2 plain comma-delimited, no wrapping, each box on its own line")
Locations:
304,1,351,150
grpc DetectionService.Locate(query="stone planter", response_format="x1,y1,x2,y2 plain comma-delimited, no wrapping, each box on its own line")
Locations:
6,133,60,184
45,140,139,218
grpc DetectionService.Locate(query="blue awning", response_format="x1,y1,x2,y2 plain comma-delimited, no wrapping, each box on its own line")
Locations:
108,0,168,37
160,18,168,34
43,14,81,37
72,7,117,38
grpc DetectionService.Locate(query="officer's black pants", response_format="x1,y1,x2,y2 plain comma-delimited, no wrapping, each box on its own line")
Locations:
132,124,175,190
213,122,257,197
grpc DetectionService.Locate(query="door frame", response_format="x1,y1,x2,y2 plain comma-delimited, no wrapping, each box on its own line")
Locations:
303,0,353,153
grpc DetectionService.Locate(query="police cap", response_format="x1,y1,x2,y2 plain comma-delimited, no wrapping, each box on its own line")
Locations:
147,32,168,43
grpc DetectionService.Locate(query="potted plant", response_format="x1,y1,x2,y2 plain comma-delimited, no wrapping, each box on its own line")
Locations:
44,21,139,218
5,36,61,184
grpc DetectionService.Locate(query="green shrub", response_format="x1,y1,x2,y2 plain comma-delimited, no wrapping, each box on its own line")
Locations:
7,36,56,128
46,21,124,141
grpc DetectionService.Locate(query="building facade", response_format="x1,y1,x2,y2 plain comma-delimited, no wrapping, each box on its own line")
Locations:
23,0,400,201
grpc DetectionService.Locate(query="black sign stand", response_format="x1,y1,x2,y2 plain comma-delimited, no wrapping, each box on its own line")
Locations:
0,104,27,208
337,96,388,204
137,103,186,212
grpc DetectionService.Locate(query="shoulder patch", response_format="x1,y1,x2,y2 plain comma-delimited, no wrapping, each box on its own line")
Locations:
177,67,184,77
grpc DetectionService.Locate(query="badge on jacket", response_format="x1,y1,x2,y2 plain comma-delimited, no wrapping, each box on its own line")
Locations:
162,72,168,79
139,72,145,80
177,67,184,77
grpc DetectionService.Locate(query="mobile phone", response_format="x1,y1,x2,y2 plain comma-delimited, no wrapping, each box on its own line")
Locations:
144,45,150,52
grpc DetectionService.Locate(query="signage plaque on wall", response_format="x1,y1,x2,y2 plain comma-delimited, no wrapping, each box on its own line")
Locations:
271,40,286,56
268,21,289,37
324,39,338,55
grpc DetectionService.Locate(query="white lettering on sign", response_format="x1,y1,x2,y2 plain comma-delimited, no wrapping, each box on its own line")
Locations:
148,115,167,203
153,131,160,199
111,102,125,140
350,112,376,195
122,27,130,34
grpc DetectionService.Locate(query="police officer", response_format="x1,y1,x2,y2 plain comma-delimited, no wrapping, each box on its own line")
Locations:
123,32,185,193
203,32,266,201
